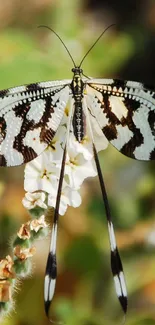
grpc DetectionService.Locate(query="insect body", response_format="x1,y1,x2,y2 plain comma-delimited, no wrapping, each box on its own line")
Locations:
71,67,86,142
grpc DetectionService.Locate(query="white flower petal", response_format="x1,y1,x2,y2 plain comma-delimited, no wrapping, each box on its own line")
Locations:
68,132,93,160
48,193,68,216
46,125,67,162
24,151,60,193
22,192,47,210
63,187,82,207
65,156,97,188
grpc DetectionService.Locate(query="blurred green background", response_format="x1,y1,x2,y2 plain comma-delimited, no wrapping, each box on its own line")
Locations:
0,0,155,324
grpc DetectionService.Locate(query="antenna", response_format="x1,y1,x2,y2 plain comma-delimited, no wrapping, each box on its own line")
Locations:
38,24,116,69
79,24,116,68
38,25,76,67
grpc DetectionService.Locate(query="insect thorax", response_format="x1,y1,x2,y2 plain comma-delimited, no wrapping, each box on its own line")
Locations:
71,71,86,142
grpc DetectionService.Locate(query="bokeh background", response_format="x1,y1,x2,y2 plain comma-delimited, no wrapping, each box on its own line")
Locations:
0,0,155,324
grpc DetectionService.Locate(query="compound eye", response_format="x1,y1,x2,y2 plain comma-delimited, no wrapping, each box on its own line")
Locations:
72,68,75,72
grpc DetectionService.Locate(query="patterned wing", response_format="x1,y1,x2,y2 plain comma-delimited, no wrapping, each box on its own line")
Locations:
0,80,71,166
85,79,155,160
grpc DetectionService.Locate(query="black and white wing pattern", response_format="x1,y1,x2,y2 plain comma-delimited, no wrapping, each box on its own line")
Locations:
0,80,71,166
86,79,155,160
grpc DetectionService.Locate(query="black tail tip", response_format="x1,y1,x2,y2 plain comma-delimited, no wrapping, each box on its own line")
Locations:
44,299,51,317
119,296,127,314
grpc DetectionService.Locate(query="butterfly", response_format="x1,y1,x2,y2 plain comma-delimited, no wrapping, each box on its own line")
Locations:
0,26,155,320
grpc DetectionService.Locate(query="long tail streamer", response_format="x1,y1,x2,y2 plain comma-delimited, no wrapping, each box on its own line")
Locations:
44,144,67,318
84,98,127,316
44,99,74,320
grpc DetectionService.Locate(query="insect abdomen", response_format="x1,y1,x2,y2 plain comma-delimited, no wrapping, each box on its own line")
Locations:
72,101,86,142
71,75,86,142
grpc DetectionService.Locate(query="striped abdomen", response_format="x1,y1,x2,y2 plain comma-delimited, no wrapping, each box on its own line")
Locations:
71,75,86,142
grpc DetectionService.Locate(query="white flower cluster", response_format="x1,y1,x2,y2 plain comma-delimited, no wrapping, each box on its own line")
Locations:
22,112,108,216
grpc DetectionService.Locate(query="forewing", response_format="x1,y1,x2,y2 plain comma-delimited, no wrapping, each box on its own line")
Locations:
85,79,155,160
0,80,71,166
